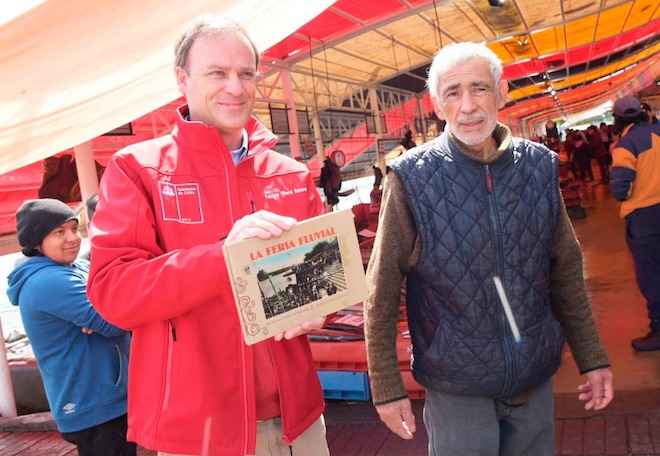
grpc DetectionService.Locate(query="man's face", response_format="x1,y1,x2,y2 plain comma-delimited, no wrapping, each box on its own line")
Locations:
40,219,81,265
433,58,507,147
176,32,257,137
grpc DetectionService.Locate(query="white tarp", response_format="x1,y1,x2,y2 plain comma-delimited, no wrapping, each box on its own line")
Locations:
0,0,335,175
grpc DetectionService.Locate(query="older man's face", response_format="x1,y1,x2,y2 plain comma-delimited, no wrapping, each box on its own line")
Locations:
433,58,507,147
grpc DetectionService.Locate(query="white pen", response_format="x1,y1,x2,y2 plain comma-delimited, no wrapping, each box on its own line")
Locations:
493,276,521,343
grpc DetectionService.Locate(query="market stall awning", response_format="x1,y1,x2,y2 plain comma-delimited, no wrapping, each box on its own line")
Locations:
0,0,335,175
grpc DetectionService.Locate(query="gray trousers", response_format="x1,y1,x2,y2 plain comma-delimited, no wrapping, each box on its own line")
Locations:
423,380,554,456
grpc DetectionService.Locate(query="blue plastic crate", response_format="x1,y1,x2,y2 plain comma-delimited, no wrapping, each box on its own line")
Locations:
318,371,371,401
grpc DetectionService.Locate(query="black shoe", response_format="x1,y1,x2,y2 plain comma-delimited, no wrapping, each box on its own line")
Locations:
631,331,660,352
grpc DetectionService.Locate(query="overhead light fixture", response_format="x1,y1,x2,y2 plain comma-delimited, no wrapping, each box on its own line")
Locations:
488,0,505,6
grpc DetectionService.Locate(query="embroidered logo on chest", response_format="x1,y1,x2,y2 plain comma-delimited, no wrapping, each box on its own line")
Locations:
263,184,307,201
158,181,204,224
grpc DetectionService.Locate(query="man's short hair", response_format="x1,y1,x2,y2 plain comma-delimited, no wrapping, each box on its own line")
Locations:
174,16,260,71
426,42,503,100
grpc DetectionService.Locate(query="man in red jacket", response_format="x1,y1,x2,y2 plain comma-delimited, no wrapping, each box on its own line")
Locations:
88,16,329,456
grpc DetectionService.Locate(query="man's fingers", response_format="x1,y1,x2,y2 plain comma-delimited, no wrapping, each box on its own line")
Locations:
577,382,591,392
380,414,413,440
585,379,602,411
401,402,416,435
596,375,614,410
376,399,415,440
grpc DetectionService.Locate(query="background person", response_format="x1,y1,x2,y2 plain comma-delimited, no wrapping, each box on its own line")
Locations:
6,199,133,456
610,95,660,351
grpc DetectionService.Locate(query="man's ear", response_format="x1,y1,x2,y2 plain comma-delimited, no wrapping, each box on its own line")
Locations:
175,66,189,96
497,78,509,109
432,96,446,121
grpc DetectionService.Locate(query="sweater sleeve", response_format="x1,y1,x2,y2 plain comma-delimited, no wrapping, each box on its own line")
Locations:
549,197,610,373
365,172,418,404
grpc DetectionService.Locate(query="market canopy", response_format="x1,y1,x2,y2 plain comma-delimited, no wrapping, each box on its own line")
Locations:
0,0,658,175
255,0,658,123
0,0,334,175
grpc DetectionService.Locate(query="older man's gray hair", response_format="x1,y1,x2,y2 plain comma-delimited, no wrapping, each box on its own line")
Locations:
426,42,503,99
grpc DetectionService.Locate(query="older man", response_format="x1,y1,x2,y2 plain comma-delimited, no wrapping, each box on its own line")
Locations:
88,16,328,456
365,42,613,456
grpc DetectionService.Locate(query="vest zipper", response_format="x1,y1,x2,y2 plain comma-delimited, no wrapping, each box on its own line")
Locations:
484,164,515,397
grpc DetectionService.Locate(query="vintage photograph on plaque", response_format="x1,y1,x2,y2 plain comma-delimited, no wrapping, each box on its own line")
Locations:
224,210,368,345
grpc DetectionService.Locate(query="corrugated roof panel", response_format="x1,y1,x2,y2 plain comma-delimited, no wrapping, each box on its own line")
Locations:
605,0,632,8
319,48,384,77
565,14,598,47
532,26,566,55
431,2,492,42
562,0,600,20
499,35,538,60
488,41,516,64
379,14,443,53
334,0,406,22
623,0,657,31
469,0,526,35
515,0,563,29
595,3,632,40
297,10,358,41
453,0,497,38
552,41,660,89
509,84,545,100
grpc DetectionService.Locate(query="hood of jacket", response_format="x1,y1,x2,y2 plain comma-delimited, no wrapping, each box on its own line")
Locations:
7,256,60,306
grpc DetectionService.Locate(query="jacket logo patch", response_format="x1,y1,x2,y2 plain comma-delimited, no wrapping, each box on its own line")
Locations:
63,402,76,414
263,186,307,201
159,181,204,224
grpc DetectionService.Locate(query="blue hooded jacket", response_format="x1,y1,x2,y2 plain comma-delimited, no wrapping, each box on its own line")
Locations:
7,256,129,433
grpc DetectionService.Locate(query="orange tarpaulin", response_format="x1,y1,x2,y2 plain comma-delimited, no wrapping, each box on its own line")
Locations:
0,0,335,176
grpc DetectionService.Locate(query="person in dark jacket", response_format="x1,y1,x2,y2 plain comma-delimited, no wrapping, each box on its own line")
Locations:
320,155,342,206
6,199,134,456
610,95,660,351
365,42,613,456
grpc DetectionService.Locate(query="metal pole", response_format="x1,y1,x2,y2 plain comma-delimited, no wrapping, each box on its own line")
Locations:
311,110,325,162
74,141,99,220
368,88,384,170
281,70,302,159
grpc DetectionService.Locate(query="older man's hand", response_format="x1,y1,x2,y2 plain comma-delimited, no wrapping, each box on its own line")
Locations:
577,367,614,411
375,398,416,440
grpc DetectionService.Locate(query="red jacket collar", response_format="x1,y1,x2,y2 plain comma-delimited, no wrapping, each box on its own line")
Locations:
172,104,278,156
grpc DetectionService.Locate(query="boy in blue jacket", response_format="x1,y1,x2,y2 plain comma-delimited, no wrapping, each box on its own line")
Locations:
6,199,135,456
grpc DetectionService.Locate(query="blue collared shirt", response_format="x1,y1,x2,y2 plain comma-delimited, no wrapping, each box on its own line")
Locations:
230,130,249,165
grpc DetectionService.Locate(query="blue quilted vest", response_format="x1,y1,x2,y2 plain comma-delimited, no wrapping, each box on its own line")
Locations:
390,131,565,398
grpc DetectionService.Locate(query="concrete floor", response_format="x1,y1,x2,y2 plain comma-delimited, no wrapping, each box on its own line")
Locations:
554,183,660,394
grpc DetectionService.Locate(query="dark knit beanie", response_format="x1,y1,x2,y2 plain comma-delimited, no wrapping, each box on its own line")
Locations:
16,199,77,257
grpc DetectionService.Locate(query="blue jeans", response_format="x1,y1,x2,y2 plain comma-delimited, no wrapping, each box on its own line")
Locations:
626,203,660,331
423,380,554,456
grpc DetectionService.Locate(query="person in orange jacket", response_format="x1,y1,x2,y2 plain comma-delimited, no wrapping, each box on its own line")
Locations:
88,16,329,456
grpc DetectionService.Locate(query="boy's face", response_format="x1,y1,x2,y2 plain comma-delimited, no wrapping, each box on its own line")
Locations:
40,219,81,264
